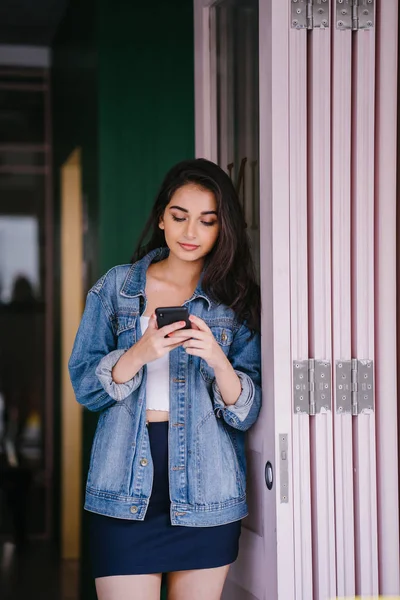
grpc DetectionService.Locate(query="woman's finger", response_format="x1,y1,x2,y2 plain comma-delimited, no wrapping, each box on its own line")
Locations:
162,336,188,347
169,330,206,341
188,315,211,333
184,348,204,357
159,320,188,337
147,313,158,330
183,340,207,350
166,340,185,350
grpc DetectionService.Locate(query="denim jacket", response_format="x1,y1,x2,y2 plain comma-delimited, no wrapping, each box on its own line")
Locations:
69,248,262,526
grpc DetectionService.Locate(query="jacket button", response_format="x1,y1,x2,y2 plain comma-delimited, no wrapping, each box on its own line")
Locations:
221,331,227,343
130,505,138,514
140,458,148,467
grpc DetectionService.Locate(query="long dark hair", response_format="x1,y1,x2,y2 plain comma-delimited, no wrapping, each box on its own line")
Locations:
132,158,260,332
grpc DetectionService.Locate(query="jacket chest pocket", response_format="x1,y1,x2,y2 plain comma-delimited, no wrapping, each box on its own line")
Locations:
114,314,137,349
200,326,233,383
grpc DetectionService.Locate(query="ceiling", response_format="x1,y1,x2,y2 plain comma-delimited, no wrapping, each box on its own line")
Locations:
0,0,68,46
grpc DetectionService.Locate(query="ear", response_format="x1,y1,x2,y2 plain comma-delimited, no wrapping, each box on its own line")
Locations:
158,217,165,230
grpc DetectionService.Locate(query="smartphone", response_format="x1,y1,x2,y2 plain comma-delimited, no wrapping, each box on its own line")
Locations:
155,306,191,330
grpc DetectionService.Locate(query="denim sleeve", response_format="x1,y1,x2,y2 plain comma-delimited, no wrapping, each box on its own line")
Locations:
212,323,261,432
68,290,143,412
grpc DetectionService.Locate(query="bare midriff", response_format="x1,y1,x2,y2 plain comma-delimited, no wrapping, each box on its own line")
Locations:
146,409,169,423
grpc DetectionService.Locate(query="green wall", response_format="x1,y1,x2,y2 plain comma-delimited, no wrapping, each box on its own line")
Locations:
98,0,195,271
52,1,194,598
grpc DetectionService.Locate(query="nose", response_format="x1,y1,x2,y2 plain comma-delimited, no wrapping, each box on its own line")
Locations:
184,219,196,240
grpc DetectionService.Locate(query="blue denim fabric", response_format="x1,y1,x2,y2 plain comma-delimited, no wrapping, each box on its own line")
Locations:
69,248,262,526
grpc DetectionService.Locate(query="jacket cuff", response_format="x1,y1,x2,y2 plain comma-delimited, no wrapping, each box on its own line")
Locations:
95,349,143,401
212,370,255,422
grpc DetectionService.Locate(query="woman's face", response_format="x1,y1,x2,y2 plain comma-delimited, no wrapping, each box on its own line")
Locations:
159,183,220,263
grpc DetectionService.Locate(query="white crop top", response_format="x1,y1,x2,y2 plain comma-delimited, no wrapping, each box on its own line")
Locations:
140,316,170,412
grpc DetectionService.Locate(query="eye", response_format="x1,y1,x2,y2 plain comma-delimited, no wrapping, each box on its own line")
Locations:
171,215,185,222
201,221,217,227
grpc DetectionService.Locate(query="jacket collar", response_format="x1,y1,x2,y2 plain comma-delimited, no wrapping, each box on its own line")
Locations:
120,247,215,310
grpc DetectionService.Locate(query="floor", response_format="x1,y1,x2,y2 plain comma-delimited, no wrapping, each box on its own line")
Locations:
0,539,79,600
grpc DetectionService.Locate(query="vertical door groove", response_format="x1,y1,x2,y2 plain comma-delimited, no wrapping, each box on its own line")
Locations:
308,22,337,600
331,2,355,595
351,22,379,596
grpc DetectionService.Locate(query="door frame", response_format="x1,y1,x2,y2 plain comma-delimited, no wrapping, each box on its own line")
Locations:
60,148,84,560
194,0,218,161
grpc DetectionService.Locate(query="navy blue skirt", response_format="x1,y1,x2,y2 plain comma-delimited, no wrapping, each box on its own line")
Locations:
89,421,241,577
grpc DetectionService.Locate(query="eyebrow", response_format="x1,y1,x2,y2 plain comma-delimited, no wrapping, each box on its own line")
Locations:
169,205,218,216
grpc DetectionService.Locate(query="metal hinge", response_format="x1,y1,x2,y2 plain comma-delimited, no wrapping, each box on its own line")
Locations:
336,0,374,30
335,359,374,414
291,0,330,30
293,359,332,415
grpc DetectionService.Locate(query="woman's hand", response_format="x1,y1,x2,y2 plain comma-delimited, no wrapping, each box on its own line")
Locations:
112,315,190,384
169,314,230,371
130,314,190,365
166,314,242,406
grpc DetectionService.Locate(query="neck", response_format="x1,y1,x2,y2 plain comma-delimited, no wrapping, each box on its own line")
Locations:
160,252,203,288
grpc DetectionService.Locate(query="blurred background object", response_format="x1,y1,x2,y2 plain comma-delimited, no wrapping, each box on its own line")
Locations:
0,0,63,566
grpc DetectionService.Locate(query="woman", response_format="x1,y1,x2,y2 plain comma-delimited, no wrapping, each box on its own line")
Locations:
69,158,262,600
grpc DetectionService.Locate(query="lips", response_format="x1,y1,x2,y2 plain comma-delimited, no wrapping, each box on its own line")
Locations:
179,242,200,251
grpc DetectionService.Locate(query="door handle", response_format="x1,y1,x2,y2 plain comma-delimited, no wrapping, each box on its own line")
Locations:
265,461,273,490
